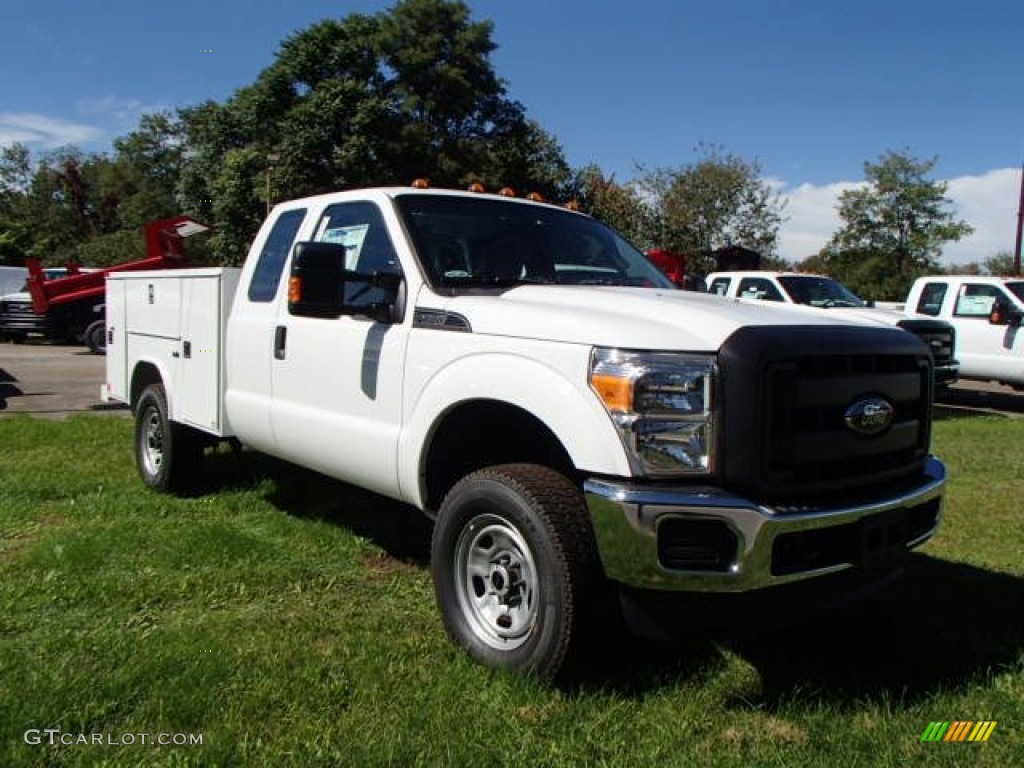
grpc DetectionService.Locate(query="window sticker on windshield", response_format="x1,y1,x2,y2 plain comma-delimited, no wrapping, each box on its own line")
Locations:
319,224,369,269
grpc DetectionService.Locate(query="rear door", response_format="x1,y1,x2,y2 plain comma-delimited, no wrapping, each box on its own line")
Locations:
224,207,309,453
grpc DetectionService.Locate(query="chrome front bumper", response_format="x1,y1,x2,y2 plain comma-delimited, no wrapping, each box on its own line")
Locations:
584,457,946,592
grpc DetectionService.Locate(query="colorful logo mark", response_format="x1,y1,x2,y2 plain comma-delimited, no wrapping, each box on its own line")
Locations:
921,721,997,743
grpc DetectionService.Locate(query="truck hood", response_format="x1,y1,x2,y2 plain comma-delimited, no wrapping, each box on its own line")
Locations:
419,286,868,351
796,305,909,327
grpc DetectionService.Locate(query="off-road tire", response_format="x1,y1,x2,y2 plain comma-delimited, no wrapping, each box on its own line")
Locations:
431,463,609,680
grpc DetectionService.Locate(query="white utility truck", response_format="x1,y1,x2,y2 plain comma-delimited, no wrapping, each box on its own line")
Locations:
706,271,959,387
104,185,947,679
904,274,1024,391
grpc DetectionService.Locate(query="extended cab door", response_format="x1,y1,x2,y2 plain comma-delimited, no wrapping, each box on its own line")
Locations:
225,206,310,454
269,199,408,498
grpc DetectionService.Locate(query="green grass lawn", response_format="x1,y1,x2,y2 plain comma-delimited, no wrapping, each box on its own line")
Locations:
1,413,1021,767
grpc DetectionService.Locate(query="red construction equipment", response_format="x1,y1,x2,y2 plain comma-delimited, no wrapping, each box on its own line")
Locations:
22,216,208,353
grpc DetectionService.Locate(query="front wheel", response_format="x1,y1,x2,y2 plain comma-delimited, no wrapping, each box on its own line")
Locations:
135,383,203,493
431,464,608,680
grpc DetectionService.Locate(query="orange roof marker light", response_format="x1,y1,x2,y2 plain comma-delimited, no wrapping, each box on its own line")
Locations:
565,200,580,211
527,192,545,202
498,186,517,197
467,182,486,193
411,178,431,189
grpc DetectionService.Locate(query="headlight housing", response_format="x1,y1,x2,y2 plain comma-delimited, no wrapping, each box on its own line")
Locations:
589,348,716,477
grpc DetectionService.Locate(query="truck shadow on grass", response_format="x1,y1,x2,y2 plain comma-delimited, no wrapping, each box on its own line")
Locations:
200,450,1023,705
607,554,1024,707
202,448,433,566
934,385,1024,420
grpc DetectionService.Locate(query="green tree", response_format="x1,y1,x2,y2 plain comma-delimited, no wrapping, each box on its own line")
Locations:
639,145,786,275
821,150,972,299
180,0,569,262
570,165,656,249
0,143,33,264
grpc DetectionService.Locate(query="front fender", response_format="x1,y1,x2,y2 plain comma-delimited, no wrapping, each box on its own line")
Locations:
397,348,631,507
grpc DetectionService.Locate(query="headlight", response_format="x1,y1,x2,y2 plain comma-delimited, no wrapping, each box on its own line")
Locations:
590,348,716,476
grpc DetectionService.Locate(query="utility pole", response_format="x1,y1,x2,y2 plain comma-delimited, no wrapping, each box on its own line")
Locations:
1014,162,1023,276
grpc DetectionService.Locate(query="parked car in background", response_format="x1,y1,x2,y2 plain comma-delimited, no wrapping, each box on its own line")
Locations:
904,275,1024,391
0,267,73,343
706,271,959,388
0,266,27,296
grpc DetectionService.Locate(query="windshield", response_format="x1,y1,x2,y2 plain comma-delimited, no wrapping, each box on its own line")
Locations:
1006,281,1024,304
395,194,675,290
777,275,866,307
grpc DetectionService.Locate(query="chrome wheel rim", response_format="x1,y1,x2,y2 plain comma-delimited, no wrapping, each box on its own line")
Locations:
141,405,164,478
454,513,538,650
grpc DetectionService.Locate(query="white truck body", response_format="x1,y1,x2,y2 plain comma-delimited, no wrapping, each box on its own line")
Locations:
904,275,1024,390
104,186,947,678
706,270,959,386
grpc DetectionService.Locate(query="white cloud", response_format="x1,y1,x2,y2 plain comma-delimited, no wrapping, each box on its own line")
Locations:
775,179,862,262
0,98,170,153
76,95,170,125
943,169,1020,266
776,168,1022,267
0,112,104,149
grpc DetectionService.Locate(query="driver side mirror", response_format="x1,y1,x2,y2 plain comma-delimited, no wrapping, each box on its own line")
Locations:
989,300,1023,328
289,241,401,321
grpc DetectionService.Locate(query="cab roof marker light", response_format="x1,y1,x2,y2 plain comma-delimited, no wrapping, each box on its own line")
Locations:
411,178,430,189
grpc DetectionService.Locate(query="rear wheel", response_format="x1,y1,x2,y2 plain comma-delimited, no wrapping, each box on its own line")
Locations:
84,320,106,355
431,464,609,680
135,383,203,493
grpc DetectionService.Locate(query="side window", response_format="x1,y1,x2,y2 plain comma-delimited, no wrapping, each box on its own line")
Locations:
953,284,1004,318
738,278,784,302
708,278,731,296
315,201,401,309
915,282,947,316
248,208,307,302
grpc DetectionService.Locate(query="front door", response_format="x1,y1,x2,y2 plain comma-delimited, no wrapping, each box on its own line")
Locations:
269,200,407,498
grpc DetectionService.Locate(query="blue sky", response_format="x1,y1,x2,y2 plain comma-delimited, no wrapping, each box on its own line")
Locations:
2,0,1022,264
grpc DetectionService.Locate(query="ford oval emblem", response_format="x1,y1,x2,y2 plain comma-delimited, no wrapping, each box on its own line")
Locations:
844,397,894,436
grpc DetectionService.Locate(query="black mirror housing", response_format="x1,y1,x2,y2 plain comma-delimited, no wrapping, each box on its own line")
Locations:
988,300,1023,328
289,241,402,320
289,241,347,317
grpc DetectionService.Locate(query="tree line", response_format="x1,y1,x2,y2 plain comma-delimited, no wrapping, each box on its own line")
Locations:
0,0,991,300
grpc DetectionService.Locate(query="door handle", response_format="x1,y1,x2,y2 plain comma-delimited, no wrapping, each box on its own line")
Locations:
274,325,287,360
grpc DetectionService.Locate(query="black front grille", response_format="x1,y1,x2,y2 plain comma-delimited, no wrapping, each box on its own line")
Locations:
898,318,956,367
718,325,933,501
3,300,36,317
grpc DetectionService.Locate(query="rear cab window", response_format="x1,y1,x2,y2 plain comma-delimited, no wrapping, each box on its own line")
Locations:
915,282,947,317
248,208,307,302
708,277,731,296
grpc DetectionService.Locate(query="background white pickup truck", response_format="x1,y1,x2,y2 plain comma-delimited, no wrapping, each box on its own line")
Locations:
103,186,946,679
904,275,1024,390
706,270,959,387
